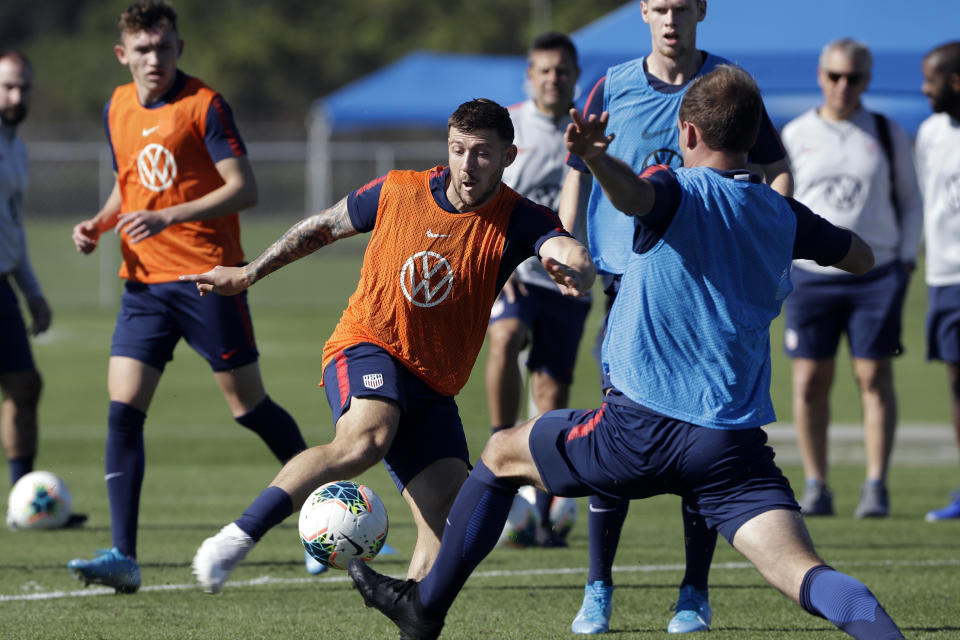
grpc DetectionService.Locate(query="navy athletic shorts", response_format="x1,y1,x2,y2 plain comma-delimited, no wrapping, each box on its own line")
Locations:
528,389,799,544
0,277,35,374
489,284,590,384
784,260,908,360
926,284,960,364
322,342,469,492
111,280,259,373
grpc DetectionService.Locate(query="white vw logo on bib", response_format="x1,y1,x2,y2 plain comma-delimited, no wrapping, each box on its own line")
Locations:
400,250,454,308
137,143,177,192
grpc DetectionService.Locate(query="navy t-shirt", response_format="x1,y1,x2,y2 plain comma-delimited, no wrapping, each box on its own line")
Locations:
636,165,852,264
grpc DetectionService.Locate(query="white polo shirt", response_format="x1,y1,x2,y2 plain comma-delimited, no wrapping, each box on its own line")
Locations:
782,107,923,276
916,112,960,287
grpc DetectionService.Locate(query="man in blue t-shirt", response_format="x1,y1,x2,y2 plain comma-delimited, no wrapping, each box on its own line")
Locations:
348,64,905,640
558,0,792,632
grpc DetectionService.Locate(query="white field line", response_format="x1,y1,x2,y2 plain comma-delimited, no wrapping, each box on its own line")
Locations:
2,557,958,603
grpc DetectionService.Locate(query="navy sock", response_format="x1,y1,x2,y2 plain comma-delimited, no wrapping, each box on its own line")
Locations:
418,460,516,617
234,486,293,541
800,565,904,639
9,456,33,486
105,401,146,559
586,494,629,584
679,499,716,591
235,396,307,464
534,489,552,526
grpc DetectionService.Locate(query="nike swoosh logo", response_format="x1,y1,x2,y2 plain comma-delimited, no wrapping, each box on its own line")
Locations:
588,504,617,513
142,126,159,137
641,127,673,140
426,229,450,238
104,472,124,481
342,534,364,556
221,348,239,360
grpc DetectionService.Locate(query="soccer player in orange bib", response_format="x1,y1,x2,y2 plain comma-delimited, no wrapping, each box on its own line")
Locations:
67,1,307,593
183,98,595,594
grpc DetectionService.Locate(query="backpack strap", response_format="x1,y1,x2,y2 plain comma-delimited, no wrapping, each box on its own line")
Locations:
873,112,901,226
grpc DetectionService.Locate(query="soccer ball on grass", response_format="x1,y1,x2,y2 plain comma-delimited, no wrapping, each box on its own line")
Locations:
7,470,73,530
298,480,389,570
497,491,538,547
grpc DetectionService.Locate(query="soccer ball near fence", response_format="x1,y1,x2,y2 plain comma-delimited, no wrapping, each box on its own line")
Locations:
298,480,389,570
7,470,73,530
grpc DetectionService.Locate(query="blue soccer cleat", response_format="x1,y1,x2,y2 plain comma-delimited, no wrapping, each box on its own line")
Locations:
668,585,712,633
305,549,328,575
571,581,614,634
68,547,141,594
926,492,960,522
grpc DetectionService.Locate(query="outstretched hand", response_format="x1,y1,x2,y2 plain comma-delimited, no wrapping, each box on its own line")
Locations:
543,256,590,298
179,265,251,297
564,109,614,161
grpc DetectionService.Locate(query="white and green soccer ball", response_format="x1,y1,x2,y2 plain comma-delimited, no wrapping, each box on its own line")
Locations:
513,485,578,542
7,470,73,530
497,491,538,548
298,480,389,570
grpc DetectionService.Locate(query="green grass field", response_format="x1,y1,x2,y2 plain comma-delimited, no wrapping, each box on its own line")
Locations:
1,218,959,639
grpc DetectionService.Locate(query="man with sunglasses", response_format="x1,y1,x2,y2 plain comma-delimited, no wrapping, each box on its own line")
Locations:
781,38,922,520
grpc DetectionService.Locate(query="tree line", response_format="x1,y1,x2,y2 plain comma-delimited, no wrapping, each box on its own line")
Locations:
3,0,626,135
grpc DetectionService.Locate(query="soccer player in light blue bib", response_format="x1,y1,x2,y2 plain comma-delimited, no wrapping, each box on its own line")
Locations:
349,65,905,640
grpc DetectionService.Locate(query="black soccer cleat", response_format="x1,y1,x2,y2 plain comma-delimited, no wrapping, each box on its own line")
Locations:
64,513,88,528
348,559,445,640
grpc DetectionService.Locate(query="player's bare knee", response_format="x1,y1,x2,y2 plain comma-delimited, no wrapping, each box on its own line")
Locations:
480,424,535,480
487,319,526,356
338,431,391,471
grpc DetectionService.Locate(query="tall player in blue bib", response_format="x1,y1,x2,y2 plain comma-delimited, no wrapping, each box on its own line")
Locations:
558,0,792,633
348,65,905,640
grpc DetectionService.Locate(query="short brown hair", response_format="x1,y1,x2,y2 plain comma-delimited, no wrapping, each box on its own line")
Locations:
118,1,178,38
530,31,578,67
448,98,514,144
678,65,762,154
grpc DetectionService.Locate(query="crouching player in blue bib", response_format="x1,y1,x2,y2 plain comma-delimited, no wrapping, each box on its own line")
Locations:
348,65,905,640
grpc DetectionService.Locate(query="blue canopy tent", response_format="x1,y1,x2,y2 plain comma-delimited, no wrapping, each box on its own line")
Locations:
307,0,957,209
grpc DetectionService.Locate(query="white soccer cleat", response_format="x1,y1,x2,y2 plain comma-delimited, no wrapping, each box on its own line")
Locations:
192,522,255,594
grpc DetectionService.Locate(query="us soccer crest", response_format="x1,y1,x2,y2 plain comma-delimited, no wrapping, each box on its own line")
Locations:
363,373,384,390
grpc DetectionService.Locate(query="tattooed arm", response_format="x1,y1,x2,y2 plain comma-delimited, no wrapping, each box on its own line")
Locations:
179,197,357,296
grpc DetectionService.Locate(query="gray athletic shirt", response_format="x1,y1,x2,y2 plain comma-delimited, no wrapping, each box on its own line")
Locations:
502,100,588,296
0,123,41,299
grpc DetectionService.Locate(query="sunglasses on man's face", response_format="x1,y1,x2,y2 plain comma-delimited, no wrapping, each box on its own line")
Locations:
826,71,865,85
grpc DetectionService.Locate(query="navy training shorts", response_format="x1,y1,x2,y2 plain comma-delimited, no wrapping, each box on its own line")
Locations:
111,280,259,373
784,261,908,360
322,342,469,492
0,277,35,374
926,283,960,364
528,390,799,544
489,284,591,384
